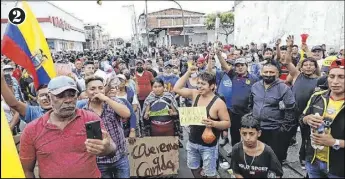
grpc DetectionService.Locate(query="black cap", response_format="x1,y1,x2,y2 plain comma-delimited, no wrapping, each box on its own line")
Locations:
164,61,173,68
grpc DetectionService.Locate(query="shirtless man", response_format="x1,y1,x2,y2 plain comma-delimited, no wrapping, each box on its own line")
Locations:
173,67,231,178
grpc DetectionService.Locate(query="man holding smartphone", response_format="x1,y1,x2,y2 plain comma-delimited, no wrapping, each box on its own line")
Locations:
76,75,131,178
19,76,116,178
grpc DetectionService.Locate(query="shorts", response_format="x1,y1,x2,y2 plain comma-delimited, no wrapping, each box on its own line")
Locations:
186,141,218,176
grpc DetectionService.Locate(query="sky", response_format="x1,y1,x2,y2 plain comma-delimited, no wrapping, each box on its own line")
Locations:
52,1,234,40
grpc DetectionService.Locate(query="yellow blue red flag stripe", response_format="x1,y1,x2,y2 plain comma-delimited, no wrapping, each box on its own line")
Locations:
1,1,56,89
1,107,25,178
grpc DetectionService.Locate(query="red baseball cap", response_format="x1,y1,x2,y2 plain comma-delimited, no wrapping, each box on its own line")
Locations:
329,58,345,71
197,57,206,63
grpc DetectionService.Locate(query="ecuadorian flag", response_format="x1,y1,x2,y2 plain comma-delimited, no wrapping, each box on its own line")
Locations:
1,107,25,178
1,1,56,89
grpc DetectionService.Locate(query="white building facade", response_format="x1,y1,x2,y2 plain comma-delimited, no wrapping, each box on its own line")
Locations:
1,1,86,52
234,1,345,50
84,24,105,50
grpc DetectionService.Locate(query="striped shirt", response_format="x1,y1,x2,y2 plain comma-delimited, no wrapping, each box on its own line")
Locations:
81,97,128,164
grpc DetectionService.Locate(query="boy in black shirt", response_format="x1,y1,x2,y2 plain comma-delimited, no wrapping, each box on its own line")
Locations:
231,113,283,178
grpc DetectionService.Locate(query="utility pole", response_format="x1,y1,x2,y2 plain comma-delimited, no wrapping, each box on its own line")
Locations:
170,0,186,46
145,0,149,49
122,4,140,53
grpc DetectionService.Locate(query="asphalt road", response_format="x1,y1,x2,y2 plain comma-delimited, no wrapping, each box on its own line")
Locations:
177,127,306,178
32,127,306,178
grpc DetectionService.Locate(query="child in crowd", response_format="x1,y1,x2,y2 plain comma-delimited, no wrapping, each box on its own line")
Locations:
231,113,283,178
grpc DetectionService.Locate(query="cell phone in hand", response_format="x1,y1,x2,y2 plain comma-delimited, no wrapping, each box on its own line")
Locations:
130,68,135,75
4,74,13,86
85,120,102,140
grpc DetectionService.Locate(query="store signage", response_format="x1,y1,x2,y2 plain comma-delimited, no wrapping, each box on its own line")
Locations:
168,28,182,36
49,16,71,31
182,27,194,35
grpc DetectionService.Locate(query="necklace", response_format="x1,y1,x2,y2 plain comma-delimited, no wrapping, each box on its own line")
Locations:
244,141,258,175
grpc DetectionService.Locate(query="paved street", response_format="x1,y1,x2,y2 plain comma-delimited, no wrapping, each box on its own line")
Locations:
178,128,306,178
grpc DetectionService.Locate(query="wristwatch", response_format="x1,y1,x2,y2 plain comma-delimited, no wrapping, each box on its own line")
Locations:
332,139,340,150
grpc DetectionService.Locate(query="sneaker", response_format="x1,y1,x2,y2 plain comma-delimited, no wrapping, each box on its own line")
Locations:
220,162,230,169
300,160,306,170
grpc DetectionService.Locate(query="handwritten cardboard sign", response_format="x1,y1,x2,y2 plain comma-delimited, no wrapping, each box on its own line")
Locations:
178,107,207,126
127,136,179,177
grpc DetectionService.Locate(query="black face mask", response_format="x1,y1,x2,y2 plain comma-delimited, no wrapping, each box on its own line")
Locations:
264,56,272,61
136,67,144,73
262,75,276,84
124,73,131,80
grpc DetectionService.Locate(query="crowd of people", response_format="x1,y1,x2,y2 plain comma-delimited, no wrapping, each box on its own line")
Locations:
1,36,344,178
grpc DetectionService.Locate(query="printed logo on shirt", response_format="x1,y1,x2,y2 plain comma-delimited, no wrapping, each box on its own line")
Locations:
223,79,232,87
238,164,268,172
245,79,251,85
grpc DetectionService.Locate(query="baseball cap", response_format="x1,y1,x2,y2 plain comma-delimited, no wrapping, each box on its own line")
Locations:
3,65,14,70
117,74,126,81
117,59,125,64
135,59,144,65
311,45,322,52
197,57,206,64
329,58,345,71
164,61,173,68
48,76,79,95
234,58,247,65
146,59,152,64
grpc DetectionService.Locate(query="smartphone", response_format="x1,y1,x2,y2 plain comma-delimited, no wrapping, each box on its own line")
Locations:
4,74,13,86
85,120,102,140
130,68,135,75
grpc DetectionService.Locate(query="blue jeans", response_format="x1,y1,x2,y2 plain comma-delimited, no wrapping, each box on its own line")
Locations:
186,141,218,177
306,159,343,178
97,155,130,178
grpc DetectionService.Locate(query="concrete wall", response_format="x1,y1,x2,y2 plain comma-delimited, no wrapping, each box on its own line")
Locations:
234,1,345,50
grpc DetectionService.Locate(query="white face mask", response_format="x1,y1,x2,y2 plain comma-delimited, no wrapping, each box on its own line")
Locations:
191,72,198,78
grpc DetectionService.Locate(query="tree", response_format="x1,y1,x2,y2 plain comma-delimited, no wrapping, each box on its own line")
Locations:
205,11,234,44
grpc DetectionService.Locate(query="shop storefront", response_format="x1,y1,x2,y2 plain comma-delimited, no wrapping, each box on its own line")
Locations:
1,1,86,52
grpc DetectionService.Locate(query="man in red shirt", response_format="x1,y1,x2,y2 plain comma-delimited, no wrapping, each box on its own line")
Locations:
19,76,116,178
135,59,154,108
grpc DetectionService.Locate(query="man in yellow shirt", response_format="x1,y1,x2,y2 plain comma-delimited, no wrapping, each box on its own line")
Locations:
301,58,345,178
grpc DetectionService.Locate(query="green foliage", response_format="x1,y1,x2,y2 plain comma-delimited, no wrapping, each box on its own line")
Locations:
204,11,234,43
